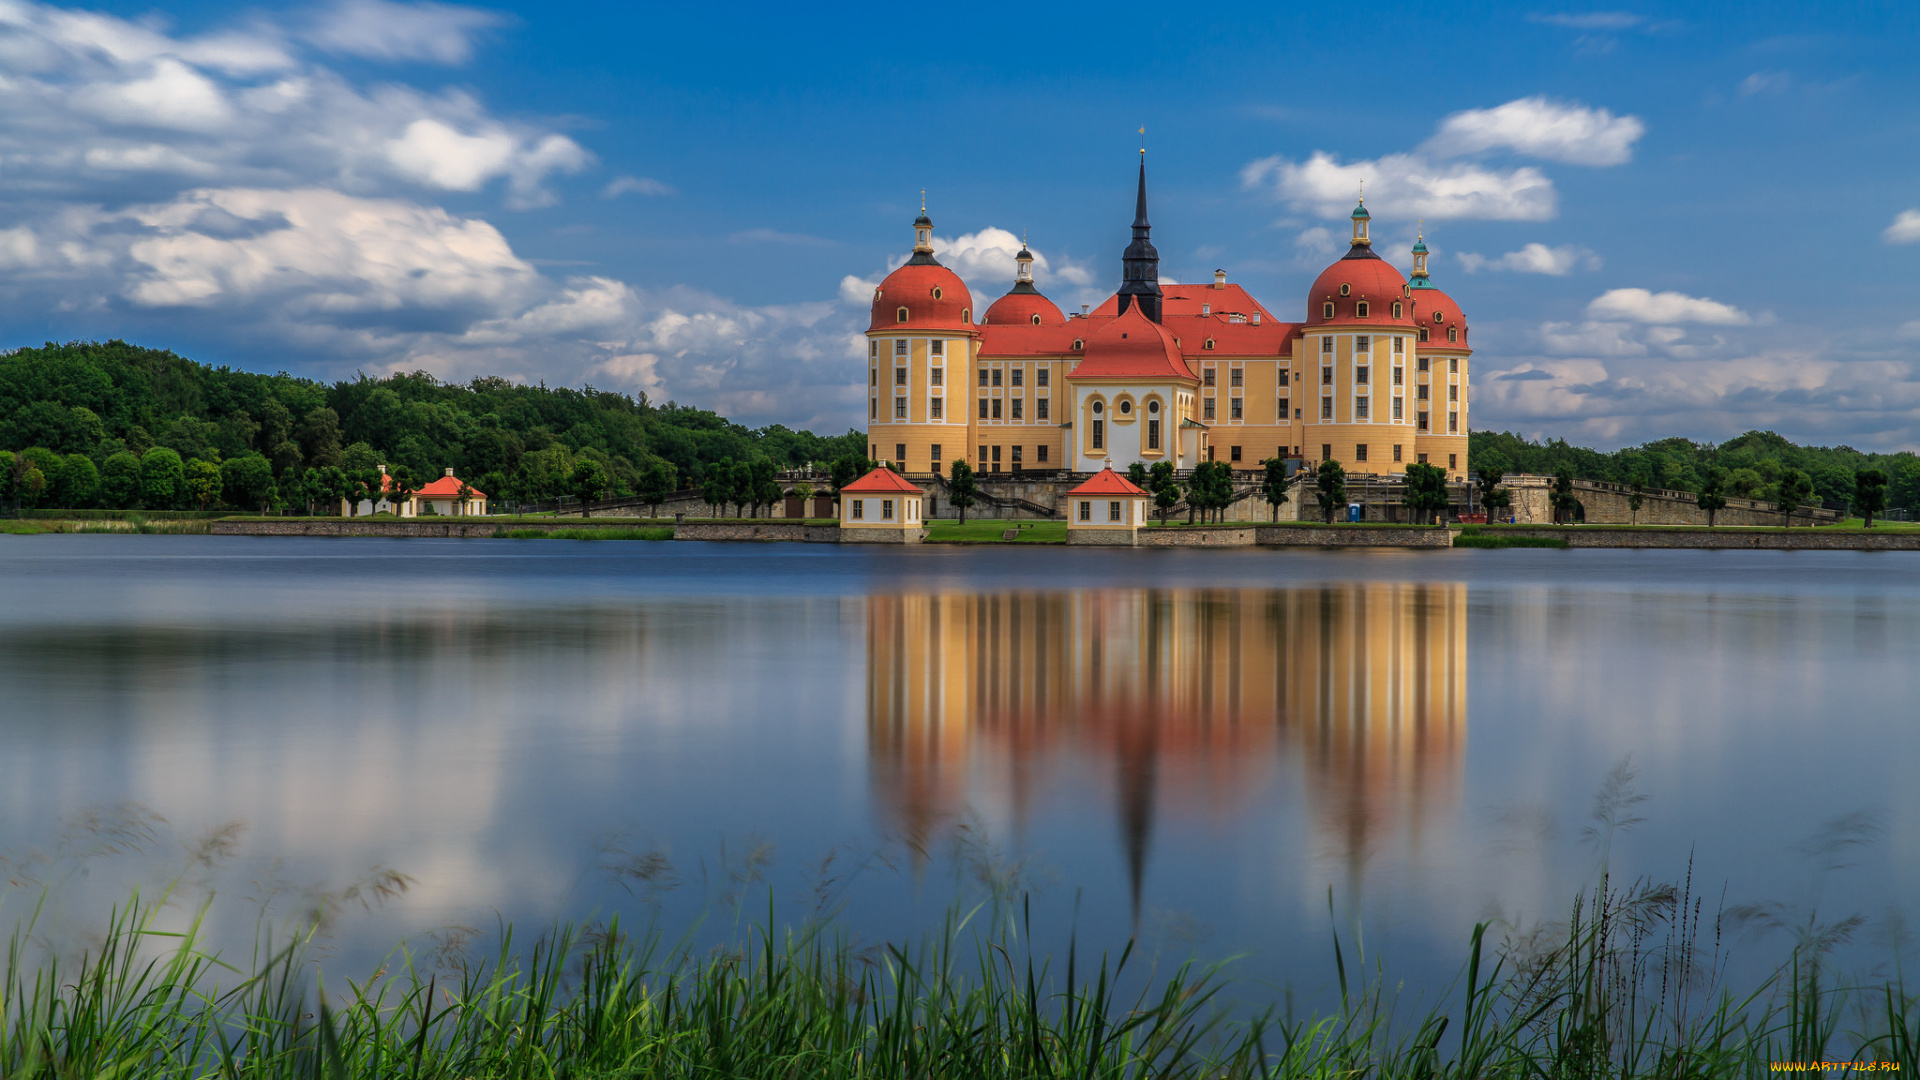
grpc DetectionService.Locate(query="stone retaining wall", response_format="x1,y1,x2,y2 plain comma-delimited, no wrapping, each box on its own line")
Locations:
672,522,841,543
1137,526,1258,547
1067,528,1143,546
211,520,504,537
1484,527,1920,550
1256,525,1453,547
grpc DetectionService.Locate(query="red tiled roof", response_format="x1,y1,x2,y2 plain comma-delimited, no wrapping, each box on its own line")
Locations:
1066,466,1147,497
1068,305,1196,381
983,288,1066,327
842,467,924,495
1306,255,1417,329
416,474,486,498
870,263,977,333
1409,284,1469,348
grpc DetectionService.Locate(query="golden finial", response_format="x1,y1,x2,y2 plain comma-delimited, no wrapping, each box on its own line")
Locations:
1417,219,1424,240
1139,125,1146,154
1358,179,1364,205
920,189,926,212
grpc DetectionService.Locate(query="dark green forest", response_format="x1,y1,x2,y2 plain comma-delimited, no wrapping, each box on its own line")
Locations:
0,340,863,511
1470,429,1920,512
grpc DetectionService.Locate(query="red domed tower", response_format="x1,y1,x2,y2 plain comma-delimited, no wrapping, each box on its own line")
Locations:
864,203,979,476
1297,196,1420,476
1407,225,1471,477
983,239,1066,327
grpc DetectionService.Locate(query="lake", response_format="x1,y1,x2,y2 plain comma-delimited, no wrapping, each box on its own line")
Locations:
1,535,1913,1000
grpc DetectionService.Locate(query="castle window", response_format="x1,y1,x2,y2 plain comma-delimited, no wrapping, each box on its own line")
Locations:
931,444,942,462
1012,368,1024,387
1118,399,1131,414
930,398,943,419
894,397,906,419
1355,397,1369,419
1322,444,1332,461
979,398,989,419
992,398,1002,419
931,367,942,385
1278,397,1289,417
1392,397,1403,420
1449,384,1458,402
1092,419,1103,449
1392,367,1403,385
1205,338,1215,350
869,341,878,358
1073,339,1084,350
1449,412,1459,433
1419,327,1430,342
1079,501,1091,521
1393,336,1404,354
870,369,876,386
962,309,970,324
1393,444,1402,462
895,367,906,385
932,286,943,300
1355,444,1368,462
1356,336,1370,352
1230,368,1243,388
1280,370,1290,387
1109,500,1122,521
1031,314,1042,325
895,339,908,356
1203,398,1216,420
1450,358,1459,373
870,399,876,419
1092,400,1103,413
1448,327,1459,343
1037,368,1050,386
1148,418,1160,449
1011,398,1023,419
1204,368,1216,387
1434,312,1445,323
1321,396,1333,420
1322,302,1335,319
1449,453,1458,469
1147,399,1159,413
1419,357,1430,372
1322,336,1333,354
850,499,864,519
1339,284,1351,297
882,499,894,520
1418,412,1429,431
1392,302,1402,319
992,368,1002,387
1356,301,1370,317
979,368,989,386
1037,398,1049,419
897,307,909,323
1356,365,1369,383
1037,445,1049,462
1322,366,1332,385
1230,398,1243,420
1230,444,1243,462
1418,385,1430,400
930,339,943,356
895,443,905,463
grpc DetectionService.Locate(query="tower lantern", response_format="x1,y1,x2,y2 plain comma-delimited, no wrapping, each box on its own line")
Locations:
908,193,939,266
1410,223,1431,287
1015,237,1034,285
1350,189,1371,248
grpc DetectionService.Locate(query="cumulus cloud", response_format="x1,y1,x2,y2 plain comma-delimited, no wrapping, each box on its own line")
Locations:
0,1,589,208
1424,97,1645,165
1884,210,1920,245
1587,288,1750,325
1457,243,1601,275
1242,95,1642,224
304,0,507,64
1244,152,1555,222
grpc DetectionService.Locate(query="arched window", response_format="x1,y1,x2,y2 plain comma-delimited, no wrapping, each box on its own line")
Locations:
1448,326,1459,343
1073,338,1084,350
1339,284,1351,297
1392,302,1402,319
1434,312,1445,324
1356,301,1370,317
1418,327,1429,342
1030,313,1042,326
1322,302,1334,319
932,286,943,300
1204,338,1215,350
896,307,909,323
962,309,971,324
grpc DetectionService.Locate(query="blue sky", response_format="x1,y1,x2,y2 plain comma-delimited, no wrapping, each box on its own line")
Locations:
1,0,1917,449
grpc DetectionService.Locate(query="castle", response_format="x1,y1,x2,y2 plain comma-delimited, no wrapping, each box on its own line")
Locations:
864,155,1470,481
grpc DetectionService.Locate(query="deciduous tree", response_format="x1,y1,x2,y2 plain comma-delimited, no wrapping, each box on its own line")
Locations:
1148,461,1181,525
140,447,186,511
1695,469,1729,527
1402,462,1450,524
1855,468,1888,528
1260,458,1292,523
572,459,608,517
1313,459,1348,524
947,459,977,524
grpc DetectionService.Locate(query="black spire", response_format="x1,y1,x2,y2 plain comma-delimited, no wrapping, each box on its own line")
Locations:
1116,155,1163,322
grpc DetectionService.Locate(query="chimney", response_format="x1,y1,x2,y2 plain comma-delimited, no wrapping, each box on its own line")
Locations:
1213,269,1226,288
1081,304,1090,316
1251,313,1262,325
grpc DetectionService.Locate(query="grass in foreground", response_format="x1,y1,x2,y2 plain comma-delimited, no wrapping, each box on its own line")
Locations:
3,871,1915,1079
924,519,1067,544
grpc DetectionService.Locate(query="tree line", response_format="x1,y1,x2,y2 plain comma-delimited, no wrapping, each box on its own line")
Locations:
0,340,865,512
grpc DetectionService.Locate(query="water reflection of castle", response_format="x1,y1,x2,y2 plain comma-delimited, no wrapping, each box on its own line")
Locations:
865,586,1467,911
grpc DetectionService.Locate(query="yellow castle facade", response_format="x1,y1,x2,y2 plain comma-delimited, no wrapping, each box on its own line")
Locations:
863,159,1472,483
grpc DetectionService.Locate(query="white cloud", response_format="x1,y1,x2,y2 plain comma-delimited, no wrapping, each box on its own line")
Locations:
1898,321,1920,341
1740,71,1790,96
304,0,507,64
384,119,517,190
1587,288,1750,325
1457,243,1600,275
602,175,673,198
1539,320,1648,356
1424,97,1645,166
1884,210,1920,245
71,58,235,131
1244,151,1556,222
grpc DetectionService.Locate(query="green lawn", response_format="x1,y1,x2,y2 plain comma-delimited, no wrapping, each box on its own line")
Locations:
923,519,1066,544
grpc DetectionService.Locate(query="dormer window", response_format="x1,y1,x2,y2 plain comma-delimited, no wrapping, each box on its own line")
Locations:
1419,327,1430,342
932,286,943,300
1202,303,1211,315
1434,312,1445,324
1204,338,1215,350
1322,302,1334,319
1448,326,1459,343
1073,338,1084,350
896,307,909,323
1339,284,1351,297
1030,314,1042,325
1392,302,1402,319
1356,301,1370,317
962,309,971,324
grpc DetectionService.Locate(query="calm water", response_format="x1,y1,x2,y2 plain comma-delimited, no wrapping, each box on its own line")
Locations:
1,536,1914,994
